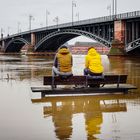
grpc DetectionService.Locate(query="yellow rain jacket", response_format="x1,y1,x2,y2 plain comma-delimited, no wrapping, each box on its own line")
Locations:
85,48,103,73
55,48,72,72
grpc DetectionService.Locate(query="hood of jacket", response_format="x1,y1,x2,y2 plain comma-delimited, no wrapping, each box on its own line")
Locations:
87,48,97,56
58,48,70,55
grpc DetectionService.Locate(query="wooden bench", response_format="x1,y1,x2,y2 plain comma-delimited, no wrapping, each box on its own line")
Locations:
31,74,137,95
43,74,128,88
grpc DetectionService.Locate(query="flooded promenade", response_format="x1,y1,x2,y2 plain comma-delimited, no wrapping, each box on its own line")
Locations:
0,54,140,140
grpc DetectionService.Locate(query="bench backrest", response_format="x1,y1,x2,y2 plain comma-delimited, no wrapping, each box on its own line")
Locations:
105,75,127,83
44,76,86,85
44,75,127,85
88,75,127,84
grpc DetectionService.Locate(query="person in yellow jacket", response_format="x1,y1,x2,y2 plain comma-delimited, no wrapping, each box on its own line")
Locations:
52,45,73,78
84,47,104,76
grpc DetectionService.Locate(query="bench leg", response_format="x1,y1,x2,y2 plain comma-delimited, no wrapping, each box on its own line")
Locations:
85,76,88,88
51,75,57,89
101,83,105,87
52,84,57,89
41,92,46,98
117,75,120,88
123,89,128,94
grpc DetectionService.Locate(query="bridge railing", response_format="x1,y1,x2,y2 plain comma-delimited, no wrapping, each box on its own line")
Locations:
55,11,140,29
117,11,140,20
125,38,140,53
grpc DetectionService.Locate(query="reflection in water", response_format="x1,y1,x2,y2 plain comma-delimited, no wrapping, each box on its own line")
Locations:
50,101,73,140
84,98,103,139
31,94,132,139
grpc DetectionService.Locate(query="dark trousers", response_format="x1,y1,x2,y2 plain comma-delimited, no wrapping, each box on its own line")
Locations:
84,68,103,87
84,68,102,76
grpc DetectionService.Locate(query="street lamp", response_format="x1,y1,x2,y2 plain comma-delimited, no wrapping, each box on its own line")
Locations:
46,9,50,28
72,0,76,26
112,0,114,15
1,28,4,39
112,0,117,18
53,16,59,27
29,15,34,31
115,0,117,15
7,26,10,36
107,4,111,16
76,12,79,22
17,22,20,33
40,23,43,28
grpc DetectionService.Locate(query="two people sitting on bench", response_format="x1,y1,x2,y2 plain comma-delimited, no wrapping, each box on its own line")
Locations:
84,47,104,87
52,45,73,79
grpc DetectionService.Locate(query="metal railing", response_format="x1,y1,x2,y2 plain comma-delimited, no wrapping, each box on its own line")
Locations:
126,38,140,52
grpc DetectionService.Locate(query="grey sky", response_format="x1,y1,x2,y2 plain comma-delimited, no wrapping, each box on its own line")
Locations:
0,0,140,39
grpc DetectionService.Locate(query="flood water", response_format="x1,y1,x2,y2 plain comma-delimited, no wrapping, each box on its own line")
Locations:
0,54,140,140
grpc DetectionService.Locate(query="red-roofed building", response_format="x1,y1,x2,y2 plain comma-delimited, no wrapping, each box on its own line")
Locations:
69,42,110,54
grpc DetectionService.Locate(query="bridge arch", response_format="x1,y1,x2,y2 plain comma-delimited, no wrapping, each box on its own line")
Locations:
5,37,30,52
125,38,140,54
34,29,111,52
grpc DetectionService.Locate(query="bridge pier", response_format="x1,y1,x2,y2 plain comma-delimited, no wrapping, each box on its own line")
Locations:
109,41,126,55
27,33,36,52
0,40,5,52
109,20,126,55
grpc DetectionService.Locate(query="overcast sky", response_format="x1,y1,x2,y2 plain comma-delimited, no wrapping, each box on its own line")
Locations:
0,0,140,43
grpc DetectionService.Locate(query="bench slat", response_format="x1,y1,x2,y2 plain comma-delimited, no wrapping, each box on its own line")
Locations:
44,76,86,85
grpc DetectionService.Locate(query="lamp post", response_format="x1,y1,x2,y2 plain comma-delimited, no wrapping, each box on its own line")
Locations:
7,26,10,36
112,0,117,19
115,0,117,15
1,28,4,39
29,15,34,31
112,0,114,16
40,23,43,28
107,4,111,16
72,0,76,26
76,12,79,22
17,22,20,34
46,9,50,28
53,16,59,27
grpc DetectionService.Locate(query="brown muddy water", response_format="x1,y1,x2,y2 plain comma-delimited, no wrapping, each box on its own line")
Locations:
0,54,140,140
